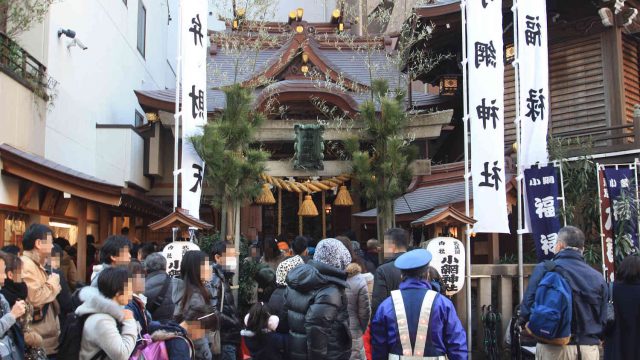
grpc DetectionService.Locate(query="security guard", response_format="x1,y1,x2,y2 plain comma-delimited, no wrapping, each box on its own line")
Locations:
371,249,468,360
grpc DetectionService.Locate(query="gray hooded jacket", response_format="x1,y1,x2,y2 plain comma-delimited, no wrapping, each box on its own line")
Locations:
75,286,138,360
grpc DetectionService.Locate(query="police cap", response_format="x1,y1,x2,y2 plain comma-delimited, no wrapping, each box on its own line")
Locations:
394,249,433,270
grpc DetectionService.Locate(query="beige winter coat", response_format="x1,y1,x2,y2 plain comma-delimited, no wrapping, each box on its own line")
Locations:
21,250,61,355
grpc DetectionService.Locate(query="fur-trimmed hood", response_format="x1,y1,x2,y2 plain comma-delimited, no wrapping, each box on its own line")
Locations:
75,286,125,322
346,263,362,278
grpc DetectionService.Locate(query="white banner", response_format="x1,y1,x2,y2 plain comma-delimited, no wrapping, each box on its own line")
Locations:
180,0,208,219
517,0,549,168
467,0,509,233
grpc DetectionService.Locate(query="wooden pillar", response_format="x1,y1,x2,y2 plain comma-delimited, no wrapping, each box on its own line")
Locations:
129,216,136,242
77,200,87,283
454,280,468,329
0,212,5,247
350,180,361,234
602,28,626,133
277,188,282,235
321,191,326,239
99,207,110,243
298,192,303,236
499,276,513,344
489,233,500,263
476,277,492,349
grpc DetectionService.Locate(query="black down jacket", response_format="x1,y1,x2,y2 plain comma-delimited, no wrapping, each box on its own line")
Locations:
284,260,351,360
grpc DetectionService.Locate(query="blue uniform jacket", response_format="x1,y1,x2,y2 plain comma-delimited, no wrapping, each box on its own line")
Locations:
371,278,467,360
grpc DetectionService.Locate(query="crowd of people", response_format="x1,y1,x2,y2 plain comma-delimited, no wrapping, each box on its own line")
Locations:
0,223,637,360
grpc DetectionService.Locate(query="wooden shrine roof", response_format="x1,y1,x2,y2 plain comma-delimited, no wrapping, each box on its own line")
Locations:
135,27,448,115
148,207,213,231
410,205,476,227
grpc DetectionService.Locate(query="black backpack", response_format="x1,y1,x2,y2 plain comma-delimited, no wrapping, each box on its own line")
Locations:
56,311,106,360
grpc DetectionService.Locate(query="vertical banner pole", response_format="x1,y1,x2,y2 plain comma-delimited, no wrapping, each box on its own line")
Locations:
460,1,472,356
173,0,183,212
634,159,640,241
512,0,525,301
596,163,606,279
556,160,568,226
172,0,183,242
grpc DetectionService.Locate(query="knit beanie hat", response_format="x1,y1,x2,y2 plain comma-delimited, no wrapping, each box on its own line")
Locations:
313,238,352,270
275,255,304,286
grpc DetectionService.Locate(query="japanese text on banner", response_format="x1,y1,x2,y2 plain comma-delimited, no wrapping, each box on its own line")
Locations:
524,165,561,261
517,0,550,168
603,167,639,250
467,0,509,233
598,169,615,282
180,0,208,219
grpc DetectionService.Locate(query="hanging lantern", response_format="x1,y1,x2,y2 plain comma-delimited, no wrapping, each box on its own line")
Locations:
437,74,459,96
298,195,318,217
255,184,276,205
334,185,354,206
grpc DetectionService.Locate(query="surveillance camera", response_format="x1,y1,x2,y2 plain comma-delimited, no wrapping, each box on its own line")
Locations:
58,28,76,39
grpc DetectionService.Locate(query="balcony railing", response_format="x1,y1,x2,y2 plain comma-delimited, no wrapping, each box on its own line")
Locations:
0,31,48,99
552,116,640,156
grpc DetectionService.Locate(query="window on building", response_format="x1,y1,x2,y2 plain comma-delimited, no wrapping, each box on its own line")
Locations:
137,1,146,57
135,110,144,126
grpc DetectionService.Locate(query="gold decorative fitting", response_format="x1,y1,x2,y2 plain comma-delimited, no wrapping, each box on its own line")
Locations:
296,25,304,33
255,183,276,205
302,53,309,64
333,185,353,206
301,65,309,74
145,112,159,122
296,8,304,20
298,194,318,217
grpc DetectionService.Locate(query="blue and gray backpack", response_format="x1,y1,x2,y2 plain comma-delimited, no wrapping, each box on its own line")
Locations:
525,261,573,345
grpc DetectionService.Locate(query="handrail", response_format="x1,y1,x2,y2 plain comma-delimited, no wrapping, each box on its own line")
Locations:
0,31,48,98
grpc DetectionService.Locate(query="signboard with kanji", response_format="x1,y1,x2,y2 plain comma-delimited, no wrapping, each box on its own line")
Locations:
426,237,465,296
162,241,200,277
293,124,324,170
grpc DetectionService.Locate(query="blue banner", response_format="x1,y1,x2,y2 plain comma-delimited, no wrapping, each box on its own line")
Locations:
603,168,638,248
524,165,562,261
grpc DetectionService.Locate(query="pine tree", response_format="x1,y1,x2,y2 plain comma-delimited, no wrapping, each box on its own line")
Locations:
347,79,417,256
191,84,270,241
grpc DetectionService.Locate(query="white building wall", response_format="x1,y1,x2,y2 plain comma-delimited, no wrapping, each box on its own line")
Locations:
11,0,178,187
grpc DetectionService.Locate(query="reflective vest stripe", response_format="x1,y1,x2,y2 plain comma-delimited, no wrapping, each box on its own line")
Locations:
390,289,438,358
414,290,438,357
391,290,414,357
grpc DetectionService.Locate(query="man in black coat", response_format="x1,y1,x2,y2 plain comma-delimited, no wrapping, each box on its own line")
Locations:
210,241,242,360
371,228,409,315
284,238,352,360
143,252,175,321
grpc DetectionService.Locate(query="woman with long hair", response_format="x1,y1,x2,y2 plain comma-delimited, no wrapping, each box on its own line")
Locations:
173,250,215,360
